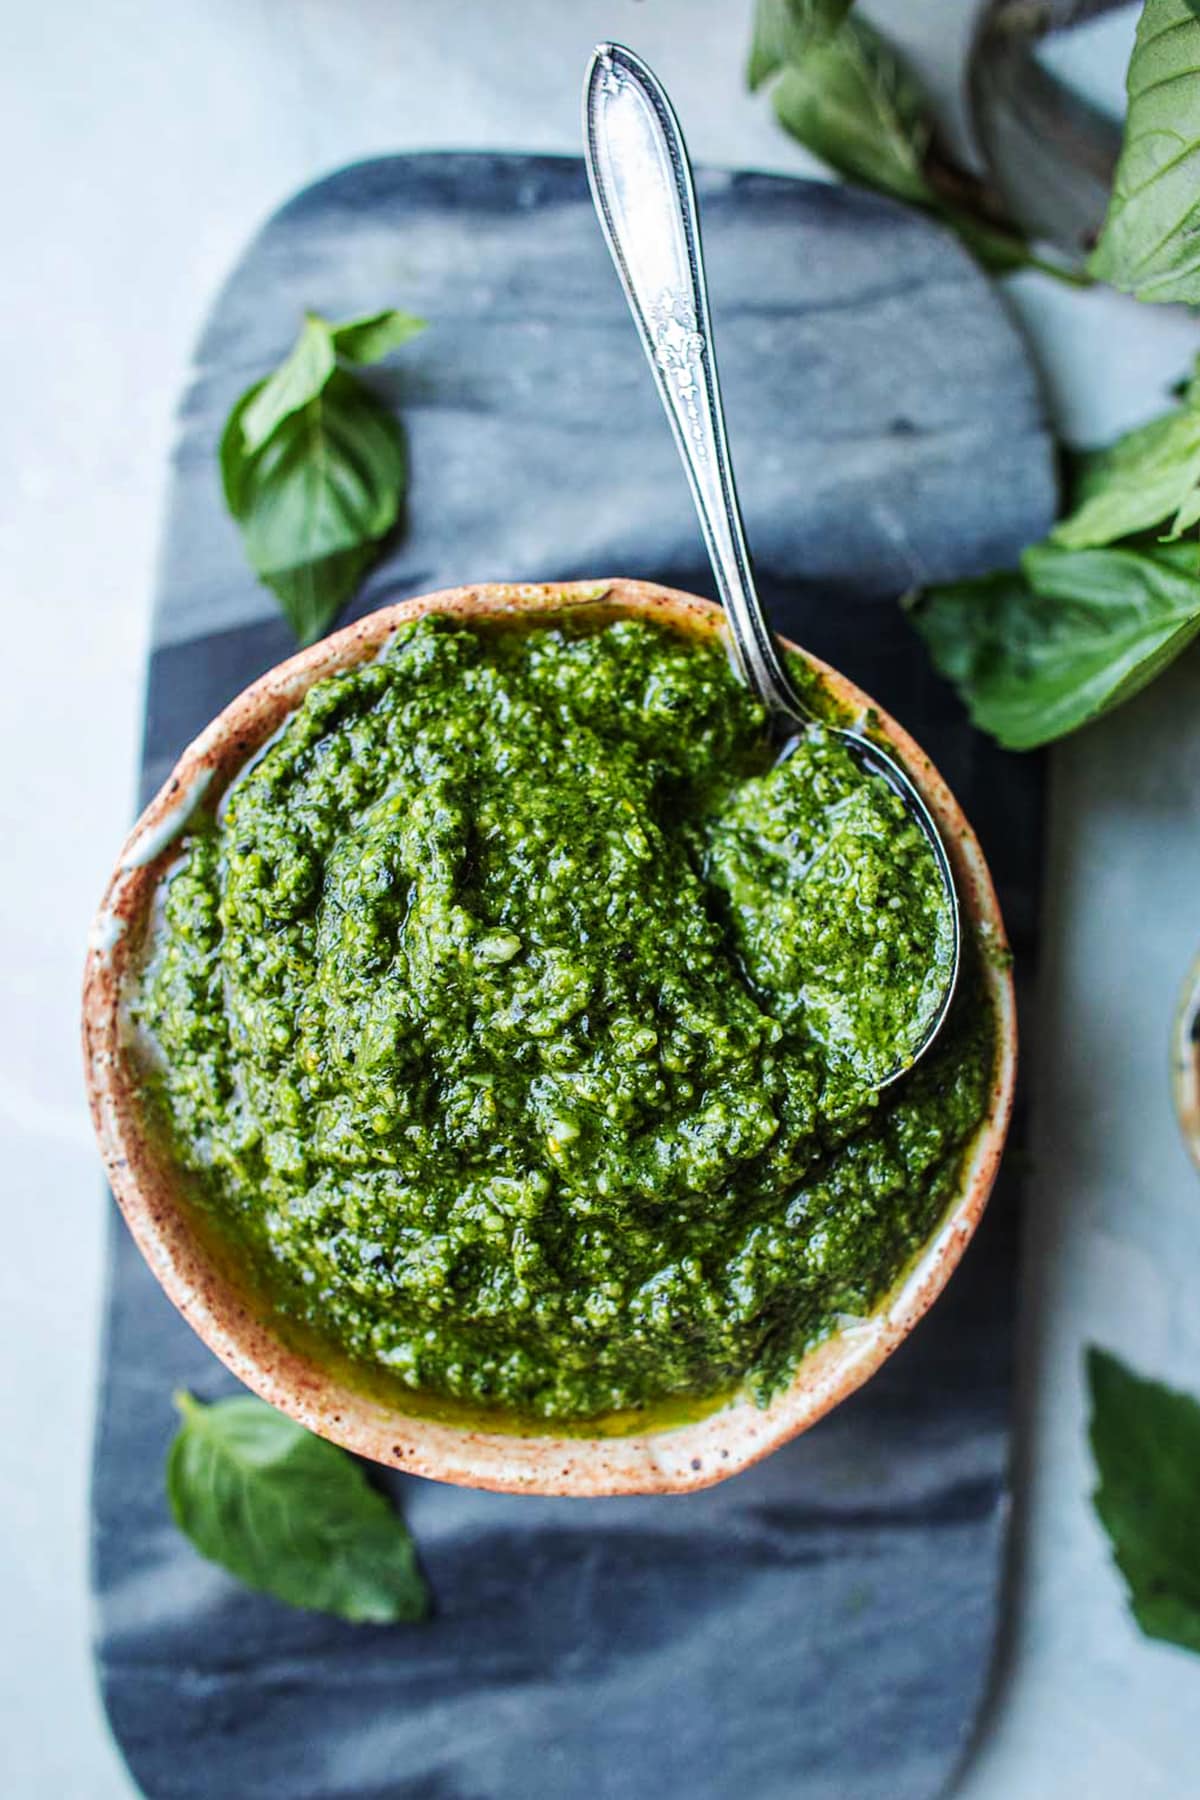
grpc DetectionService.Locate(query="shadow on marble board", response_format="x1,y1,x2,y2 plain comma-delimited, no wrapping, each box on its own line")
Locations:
93,153,1055,1800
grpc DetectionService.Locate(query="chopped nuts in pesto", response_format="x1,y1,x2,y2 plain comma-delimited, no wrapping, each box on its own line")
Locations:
136,612,992,1425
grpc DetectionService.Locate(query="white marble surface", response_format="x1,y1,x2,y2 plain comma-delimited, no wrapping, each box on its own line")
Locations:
2,2,1198,1795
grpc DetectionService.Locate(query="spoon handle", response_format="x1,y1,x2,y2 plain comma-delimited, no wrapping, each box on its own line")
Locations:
583,42,805,720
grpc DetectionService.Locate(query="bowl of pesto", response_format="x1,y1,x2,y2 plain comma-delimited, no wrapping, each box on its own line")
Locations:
84,580,1015,1495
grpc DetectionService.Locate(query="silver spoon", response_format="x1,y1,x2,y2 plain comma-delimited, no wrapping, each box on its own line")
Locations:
583,41,961,1087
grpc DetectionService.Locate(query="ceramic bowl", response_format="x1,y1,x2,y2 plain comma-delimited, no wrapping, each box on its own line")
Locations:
83,580,1017,1495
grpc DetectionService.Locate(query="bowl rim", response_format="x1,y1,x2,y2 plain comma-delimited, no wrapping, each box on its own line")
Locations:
82,578,1017,1496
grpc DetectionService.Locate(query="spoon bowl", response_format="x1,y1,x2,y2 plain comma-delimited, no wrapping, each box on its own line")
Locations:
583,43,962,1084
83,578,1015,1496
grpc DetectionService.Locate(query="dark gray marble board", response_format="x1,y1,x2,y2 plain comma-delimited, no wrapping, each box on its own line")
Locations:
93,153,1055,1800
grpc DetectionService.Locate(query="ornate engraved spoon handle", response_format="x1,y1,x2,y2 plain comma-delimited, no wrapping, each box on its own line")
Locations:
582,41,807,719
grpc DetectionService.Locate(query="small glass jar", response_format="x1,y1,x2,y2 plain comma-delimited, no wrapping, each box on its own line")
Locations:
1174,954,1200,1175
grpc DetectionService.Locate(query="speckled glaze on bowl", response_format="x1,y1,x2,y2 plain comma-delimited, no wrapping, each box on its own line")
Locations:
82,580,1016,1496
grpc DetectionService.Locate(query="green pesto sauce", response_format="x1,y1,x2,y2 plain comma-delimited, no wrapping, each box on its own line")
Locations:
136,611,991,1426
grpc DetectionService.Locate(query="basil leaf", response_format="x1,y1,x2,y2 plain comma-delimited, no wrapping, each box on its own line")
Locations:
240,314,337,454
1053,405,1200,549
167,1392,430,1624
330,308,427,366
747,0,854,91
1090,0,1200,303
1053,364,1200,548
1087,1348,1200,1655
769,16,935,208
907,542,1200,749
220,306,423,645
221,369,407,646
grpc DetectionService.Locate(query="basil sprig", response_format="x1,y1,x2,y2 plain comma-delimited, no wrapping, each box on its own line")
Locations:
1090,0,1200,304
220,307,425,647
1088,1348,1200,1656
746,2,1077,282
167,1392,430,1625
908,368,1200,750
